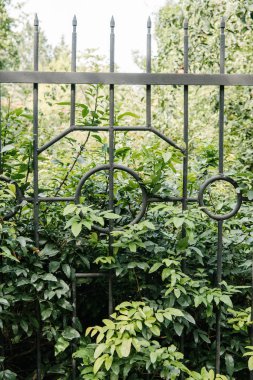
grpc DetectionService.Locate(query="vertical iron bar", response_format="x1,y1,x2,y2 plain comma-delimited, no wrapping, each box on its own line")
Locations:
146,17,151,127
71,16,77,126
250,243,253,379
0,84,2,173
182,18,189,212
71,17,77,379
180,19,189,380
219,17,225,174
215,18,225,376
0,84,3,362
108,16,115,316
33,14,39,247
33,14,41,380
72,270,77,380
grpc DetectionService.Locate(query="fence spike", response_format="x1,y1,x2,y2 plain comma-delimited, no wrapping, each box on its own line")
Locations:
147,16,151,29
184,18,188,29
34,13,39,27
220,17,225,29
72,15,77,26
110,16,115,28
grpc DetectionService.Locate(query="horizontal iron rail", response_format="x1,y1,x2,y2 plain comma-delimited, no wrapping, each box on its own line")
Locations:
2,72,253,86
75,273,109,278
38,125,184,154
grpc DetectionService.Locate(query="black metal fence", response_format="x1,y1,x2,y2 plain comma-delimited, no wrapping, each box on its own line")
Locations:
0,13,253,380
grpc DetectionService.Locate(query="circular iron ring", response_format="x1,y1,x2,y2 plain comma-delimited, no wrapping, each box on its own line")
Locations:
75,164,148,233
0,176,23,220
198,175,242,221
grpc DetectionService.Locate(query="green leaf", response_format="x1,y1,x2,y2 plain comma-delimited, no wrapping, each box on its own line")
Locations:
55,337,69,356
81,106,89,118
41,308,52,320
49,261,60,273
150,351,158,363
62,327,80,341
1,247,19,262
149,262,163,273
225,353,234,376
150,325,160,336
94,343,107,359
121,338,132,357
249,356,253,371
20,319,28,333
221,295,233,307
44,273,58,282
63,204,76,216
94,356,105,374
129,242,136,252
40,244,59,258
247,190,253,201
105,355,113,371
103,319,115,329
183,312,195,324
117,112,139,120
71,222,82,237
62,264,71,278
0,298,9,306
0,370,17,380
166,308,184,317
174,322,183,336
172,217,184,228
1,144,15,153
103,212,120,220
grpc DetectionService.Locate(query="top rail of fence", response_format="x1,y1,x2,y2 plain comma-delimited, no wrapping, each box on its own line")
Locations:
1,71,253,86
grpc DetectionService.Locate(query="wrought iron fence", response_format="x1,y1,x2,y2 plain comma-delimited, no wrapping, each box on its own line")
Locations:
0,12,253,380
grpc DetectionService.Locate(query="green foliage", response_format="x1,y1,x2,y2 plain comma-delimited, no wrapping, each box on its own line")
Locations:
74,301,192,379
0,0,20,69
0,0,253,378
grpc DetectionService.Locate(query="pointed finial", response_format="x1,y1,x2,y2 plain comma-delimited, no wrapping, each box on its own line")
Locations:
184,18,188,29
220,17,225,29
110,16,115,28
72,15,77,26
147,16,151,29
34,13,39,26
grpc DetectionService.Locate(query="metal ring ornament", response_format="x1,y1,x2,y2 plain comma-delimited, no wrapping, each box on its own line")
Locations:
198,175,242,221
75,164,148,233
0,176,23,220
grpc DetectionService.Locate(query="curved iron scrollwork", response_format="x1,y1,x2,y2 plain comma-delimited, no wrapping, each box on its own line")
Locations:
74,164,148,233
